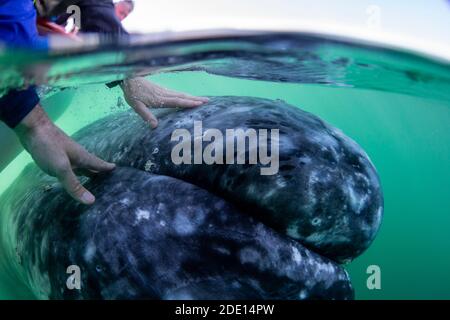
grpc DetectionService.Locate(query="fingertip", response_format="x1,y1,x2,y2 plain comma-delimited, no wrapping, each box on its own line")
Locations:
194,97,209,103
191,99,208,107
145,117,158,128
106,162,116,170
80,191,95,205
150,120,158,129
84,155,116,173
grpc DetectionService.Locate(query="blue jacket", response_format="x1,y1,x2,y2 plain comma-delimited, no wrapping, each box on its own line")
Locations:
0,0,126,128
0,0,49,50
0,0,47,128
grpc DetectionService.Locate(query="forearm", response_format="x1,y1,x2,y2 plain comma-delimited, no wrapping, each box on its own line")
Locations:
13,104,50,137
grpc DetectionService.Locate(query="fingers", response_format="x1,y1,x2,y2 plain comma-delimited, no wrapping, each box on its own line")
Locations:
58,167,95,205
164,89,210,103
62,142,115,204
73,168,99,178
159,96,207,109
176,95,209,104
196,96,210,103
131,100,159,128
68,141,116,173
77,150,116,173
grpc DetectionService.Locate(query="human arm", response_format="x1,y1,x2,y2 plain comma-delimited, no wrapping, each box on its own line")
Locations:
13,105,116,205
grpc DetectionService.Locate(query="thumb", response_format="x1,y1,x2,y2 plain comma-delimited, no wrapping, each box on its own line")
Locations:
58,168,96,205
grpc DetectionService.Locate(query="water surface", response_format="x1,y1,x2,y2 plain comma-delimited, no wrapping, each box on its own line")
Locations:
0,32,449,299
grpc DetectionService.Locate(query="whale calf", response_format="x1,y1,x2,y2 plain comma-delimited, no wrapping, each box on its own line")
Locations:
72,96,384,263
0,96,383,299
0,167,353,299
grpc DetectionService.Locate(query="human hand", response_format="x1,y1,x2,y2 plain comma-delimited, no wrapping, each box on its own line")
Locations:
120,77,209,128
14,105,116,205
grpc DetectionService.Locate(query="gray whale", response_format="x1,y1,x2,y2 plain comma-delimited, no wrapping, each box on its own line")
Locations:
0,96,383,299
73,96,384,263
0,167,353,299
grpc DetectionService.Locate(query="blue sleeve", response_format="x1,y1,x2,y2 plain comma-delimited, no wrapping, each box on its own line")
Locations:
0,0,47,127
0,0,49,50
0,86,40,128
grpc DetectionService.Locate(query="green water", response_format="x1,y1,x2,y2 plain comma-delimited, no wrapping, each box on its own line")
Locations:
1,71,449,299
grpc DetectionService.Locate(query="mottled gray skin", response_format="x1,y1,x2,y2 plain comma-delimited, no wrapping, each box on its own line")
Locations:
73,96,383,263
0,167,353,300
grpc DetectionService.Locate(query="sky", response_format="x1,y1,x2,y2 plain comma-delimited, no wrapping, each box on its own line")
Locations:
121,0,450,61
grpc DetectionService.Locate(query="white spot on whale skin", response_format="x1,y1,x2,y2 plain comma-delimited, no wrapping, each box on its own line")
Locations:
309,132,339,150
276,177,288,188
173,207,206,235
299,290,308,300
144,160,156,172
308,170,320,184
173,210,196,235
239,247,261,265
263,187,278,199
311,217,322,226
156,202,167,215
372,206,383,231
135,209,150,222
345,178,369,214
164,291,193,300
306,232,349,247
313,262,338,288
286,224,301,239
291,246,302,265
120,198,130,205
214,246,231,255
278,136,295,153
299,156,312,165
377,206,383,220
84,241,96,263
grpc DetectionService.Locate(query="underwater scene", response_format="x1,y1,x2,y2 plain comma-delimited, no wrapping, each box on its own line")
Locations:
0,32,449,300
